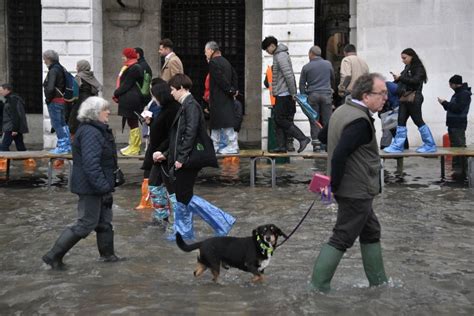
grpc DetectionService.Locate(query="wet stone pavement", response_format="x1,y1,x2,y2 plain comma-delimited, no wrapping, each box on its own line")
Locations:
0,157,473,315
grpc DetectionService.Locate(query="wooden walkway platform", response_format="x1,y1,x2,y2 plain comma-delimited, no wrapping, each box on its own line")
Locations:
1,148,473,188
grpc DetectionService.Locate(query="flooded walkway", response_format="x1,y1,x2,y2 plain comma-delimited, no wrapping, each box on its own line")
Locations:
0,157,473,314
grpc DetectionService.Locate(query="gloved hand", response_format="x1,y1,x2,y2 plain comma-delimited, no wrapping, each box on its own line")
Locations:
102,193,113,209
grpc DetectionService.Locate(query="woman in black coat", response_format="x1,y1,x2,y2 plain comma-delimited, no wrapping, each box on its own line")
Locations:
154,74,235,240
113,48,144,156
42,96,121,270
384,48,436,153
68,60,102,135
141,79,180,226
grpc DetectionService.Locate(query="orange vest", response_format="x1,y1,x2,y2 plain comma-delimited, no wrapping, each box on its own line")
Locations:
266,65,276,106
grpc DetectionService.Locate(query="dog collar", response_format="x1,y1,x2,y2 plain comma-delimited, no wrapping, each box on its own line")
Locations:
256,235,274,256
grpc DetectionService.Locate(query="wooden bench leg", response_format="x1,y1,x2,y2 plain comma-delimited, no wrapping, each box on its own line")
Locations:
468,157,473,188
66,159,73,190
47,158,53,189
249,157,256,187
5,159,11,181
440,156,445,181
270,157,276,188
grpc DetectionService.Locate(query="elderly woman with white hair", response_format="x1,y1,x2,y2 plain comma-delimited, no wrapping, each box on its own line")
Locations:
42,96,122,270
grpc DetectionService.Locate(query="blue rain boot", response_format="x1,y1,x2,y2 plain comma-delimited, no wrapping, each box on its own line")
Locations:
49,138,66,154
416,125,437,153
149,185,170,223
166,201,194,241
383,126,407,153
188,195,236,237
62,126,72,153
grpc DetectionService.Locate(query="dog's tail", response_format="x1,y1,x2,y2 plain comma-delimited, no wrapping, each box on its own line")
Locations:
176,232,202,252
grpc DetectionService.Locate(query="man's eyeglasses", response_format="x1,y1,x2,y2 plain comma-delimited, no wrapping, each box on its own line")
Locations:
370,90,388,96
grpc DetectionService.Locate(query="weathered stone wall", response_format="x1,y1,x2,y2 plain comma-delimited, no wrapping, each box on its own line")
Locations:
261,0,315,150
357,0,474,146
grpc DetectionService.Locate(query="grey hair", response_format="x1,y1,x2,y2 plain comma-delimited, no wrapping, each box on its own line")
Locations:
309,45,321,56
351,73,386,100
205,41,220,51
77,96,110,122
42,50,59,63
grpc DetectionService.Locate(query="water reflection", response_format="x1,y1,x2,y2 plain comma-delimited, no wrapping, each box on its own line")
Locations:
0,157,472,314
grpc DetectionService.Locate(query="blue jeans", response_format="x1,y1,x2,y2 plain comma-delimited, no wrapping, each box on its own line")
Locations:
1,132,27,151
47,102,67,139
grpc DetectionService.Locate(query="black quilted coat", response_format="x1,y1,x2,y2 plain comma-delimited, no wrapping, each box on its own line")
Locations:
70,121,117,195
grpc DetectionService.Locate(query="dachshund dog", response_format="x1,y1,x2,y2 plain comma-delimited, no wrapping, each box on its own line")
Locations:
176,224,287,282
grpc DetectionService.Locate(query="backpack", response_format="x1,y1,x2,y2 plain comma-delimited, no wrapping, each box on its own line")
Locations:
137,71,151,96
55,64,79,103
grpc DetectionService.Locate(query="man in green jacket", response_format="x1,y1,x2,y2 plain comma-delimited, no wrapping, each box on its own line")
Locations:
311,73,389,292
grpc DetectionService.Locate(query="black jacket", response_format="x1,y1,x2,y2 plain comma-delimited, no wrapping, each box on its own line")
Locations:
167,94,202,167
113,63,144,118
141,99,180,171
43,63,66,104
70,121,117,195
2,93,29,133
208,56,238,129
69,81,99,134
442,83,471,129
396,63,426,105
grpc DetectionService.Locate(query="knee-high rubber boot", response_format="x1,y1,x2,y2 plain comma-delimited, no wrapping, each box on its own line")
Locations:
383,126,407,153
62,126,72,153
311,244,344,293
120,128,141,156
360,242,388,286
97,229,120,262
149,185,170,223
136,178,153,210
188,195,236,237
42,228,82,270
166,201,194,241
416,124,437,153
287,125,311,153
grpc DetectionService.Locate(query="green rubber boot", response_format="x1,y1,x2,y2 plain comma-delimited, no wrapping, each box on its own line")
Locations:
360,242,388,286
311,244,344,293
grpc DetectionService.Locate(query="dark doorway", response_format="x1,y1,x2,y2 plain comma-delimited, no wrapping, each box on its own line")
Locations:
7,0,43,113
161,0,245,106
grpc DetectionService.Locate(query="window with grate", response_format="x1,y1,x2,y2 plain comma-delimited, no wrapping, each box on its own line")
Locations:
7,0,43,113
162,0,245,106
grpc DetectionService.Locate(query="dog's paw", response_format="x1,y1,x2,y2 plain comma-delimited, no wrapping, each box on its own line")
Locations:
251,275,264,283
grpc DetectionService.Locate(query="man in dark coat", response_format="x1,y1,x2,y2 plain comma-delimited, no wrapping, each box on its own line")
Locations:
204,41,240,154
438,74,472,178
135,47,153,104
0,83,29,151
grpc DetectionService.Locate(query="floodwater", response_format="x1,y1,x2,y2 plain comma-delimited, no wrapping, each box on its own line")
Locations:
0,156,473,315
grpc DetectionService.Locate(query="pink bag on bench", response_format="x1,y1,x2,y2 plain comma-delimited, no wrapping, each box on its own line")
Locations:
309,173,330,193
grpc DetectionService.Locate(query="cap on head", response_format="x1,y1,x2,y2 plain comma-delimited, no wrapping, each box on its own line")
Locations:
449,74,462,85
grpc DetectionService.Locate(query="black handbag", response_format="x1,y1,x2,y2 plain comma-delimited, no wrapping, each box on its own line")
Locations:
184,126,218,169
114,168,125,187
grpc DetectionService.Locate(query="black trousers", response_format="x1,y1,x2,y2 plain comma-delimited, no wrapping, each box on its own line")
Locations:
449,127,467,173
0,131,26,151
149,163,199,205
274,95,296,130
70,193,113,238
328,196,381,251
398,94,425,127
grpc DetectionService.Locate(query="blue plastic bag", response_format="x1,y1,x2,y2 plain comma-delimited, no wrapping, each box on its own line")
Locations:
295,94,319,122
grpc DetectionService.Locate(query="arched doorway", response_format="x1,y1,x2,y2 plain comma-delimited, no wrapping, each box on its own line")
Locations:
161,0,245,106
315,0,350,105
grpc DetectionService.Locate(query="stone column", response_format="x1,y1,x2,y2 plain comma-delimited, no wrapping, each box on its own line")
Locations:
41,0,102,148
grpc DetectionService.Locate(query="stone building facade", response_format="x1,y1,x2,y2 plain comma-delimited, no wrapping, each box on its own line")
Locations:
0,0,472,149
